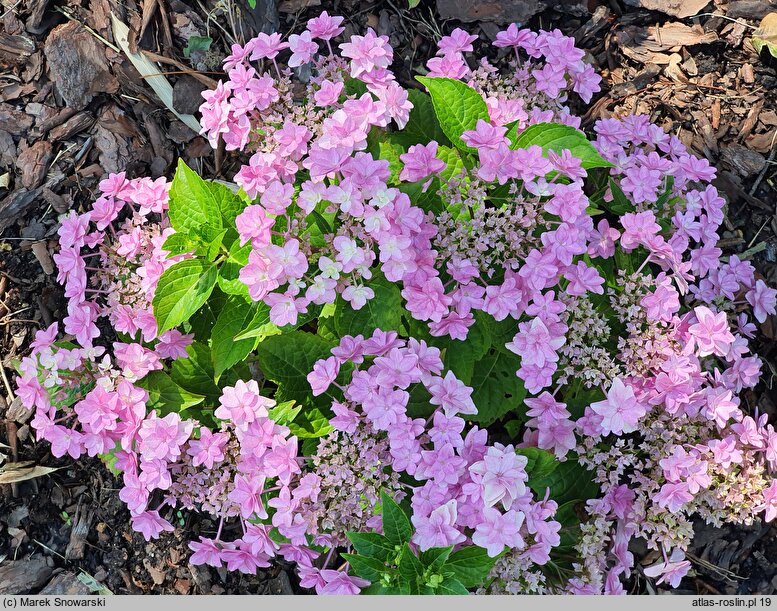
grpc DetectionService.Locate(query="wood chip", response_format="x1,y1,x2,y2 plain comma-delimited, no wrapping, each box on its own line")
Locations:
740,62,755,84
16,140,53,189
44,21,119,111
622,0,710,18
49,111,95,141
0,557,53,594
0,33,35,65
721,143,767,177
739,99,764,142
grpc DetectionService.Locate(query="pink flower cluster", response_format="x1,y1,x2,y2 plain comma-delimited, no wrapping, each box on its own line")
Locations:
307,330,561,562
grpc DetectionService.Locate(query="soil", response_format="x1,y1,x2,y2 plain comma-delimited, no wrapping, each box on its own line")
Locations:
1,0,776,596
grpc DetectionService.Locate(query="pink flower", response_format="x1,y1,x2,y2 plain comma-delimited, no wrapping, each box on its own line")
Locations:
469,444,528,510
318,570,370,595
411,500,466,551
265,292,306,327
187,428,228,468
399,142,446,183
588,219,620,258
307,11,345,41
155,330,193,360
131,510,174,541
288,31,318,67
339,28,393,78
437,28,478,55
590,378,646,436
688,306,734,357
472,507,525,557
746,279,777,324
137,412,193,462
761,480,777,522
307,356,340,396
247,32,288,61
427,370,477,417
620,210,660,251
643,549,691,588
229,474,268,519
564,261,604,296
215,380,273,426
493,23,534,48
314,80,344,107
189,537,223,567
506,318,565,369
236,205,274,248
655,482,693,512
461,119,508,150
64,302,99,348
114,342,162,379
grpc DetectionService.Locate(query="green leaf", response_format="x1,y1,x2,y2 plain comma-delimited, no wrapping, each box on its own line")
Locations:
508,122,613,170
254,331,339,407
162,232,197,257
170,342,222,402
437,145,465,182
604,178,636,215
333,276,402,338
342,553,387,583
217,239,252,297
268,400,300,426
415,76,489,152
379,140,405,185
398,543,424,589
188,286,228,341
210,297,259,380
469,349,527,426
435,577,469,595
380,489,412,547
136,371,205,415
443,546,497,588
288,405,334,438
527,457,599,506
183,35,212,59
419,546,452,572
390,89,450,149
347,532,396,562
152,258,218,333
516,447,560,485
168,159,224,234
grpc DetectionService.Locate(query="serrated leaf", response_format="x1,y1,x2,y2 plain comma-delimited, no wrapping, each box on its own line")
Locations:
168,159,224,234
508,122,613,170
443,546,497,588
437,144,466,182
254,331,339,408
516,447,559,485
416,76,489,152
342,553,386,583
379,140,405,185
419,546,453,573
527,457,599,506
210,297,259,379
183,35,212,58
233,301,280,342
333,276,402,338
171,342,221,402
162,232,197,257
188,286,228,341
136,370,205,415
380,489,412,547
152,258,218,333
398,543,424,591
288,405,334,438
469,349,527,426
392,89,450,149
435,577,469,595
268,400,301,425
347,532,396,561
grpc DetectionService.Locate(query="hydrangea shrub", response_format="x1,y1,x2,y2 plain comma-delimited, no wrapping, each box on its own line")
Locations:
16,14,777,595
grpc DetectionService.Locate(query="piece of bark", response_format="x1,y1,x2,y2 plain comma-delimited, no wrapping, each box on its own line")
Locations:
50,112,96,141
65,505,96,561
25,0,52,32
44,21,119,110
0,33,35,65
739,99,764,142
721,144,766,178
727,0,777,20
0,103,33,136
172,76,207,115
0,557,54,594
5,396,34,425
39,572,92,595
16,140,53,189
622,0,710,18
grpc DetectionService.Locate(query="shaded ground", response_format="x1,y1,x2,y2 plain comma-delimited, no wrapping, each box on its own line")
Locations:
1,0,776,595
